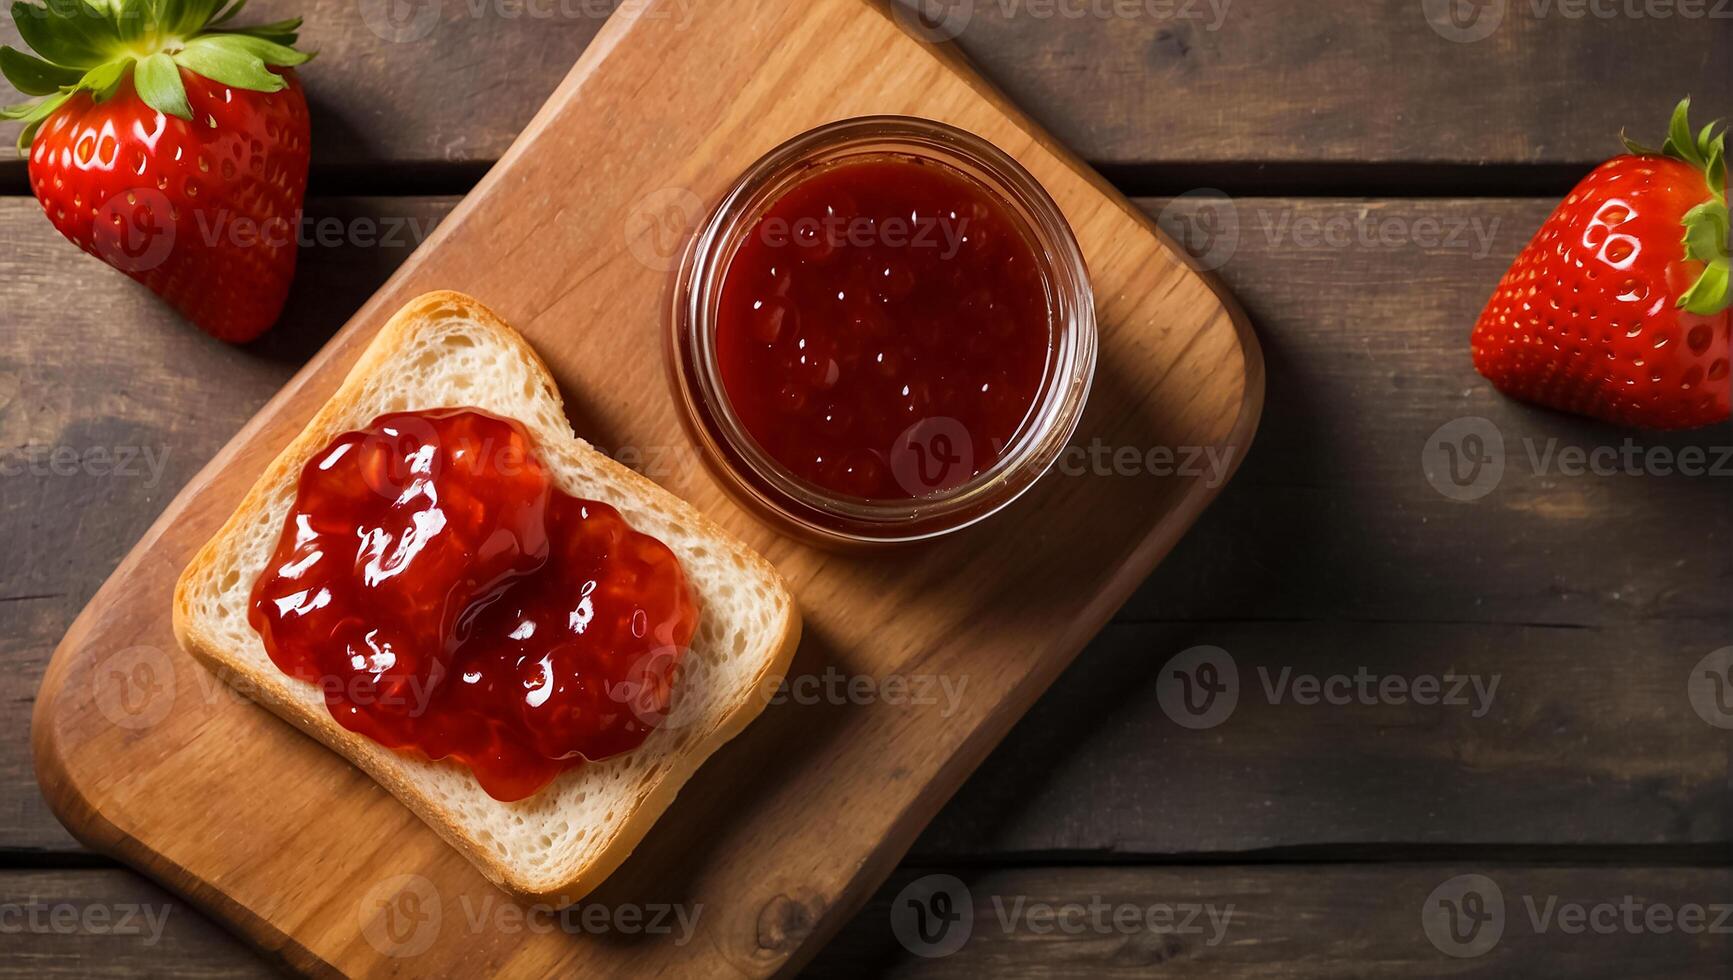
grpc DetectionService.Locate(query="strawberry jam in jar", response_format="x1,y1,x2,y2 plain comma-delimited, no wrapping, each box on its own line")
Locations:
671,117,1096,545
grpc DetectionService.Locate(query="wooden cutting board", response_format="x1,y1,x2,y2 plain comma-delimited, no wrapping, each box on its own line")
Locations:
33,0,1262,974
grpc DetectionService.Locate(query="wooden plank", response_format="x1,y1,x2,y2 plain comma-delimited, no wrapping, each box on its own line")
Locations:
3,865,1727,978
0,1,613,177
0,869,267,978
1119,195,1732,627
913,620,1733,858
1,1,1727,175
29,1,1259,975
3,197,1725,859
807,864,1733,977
951,0,1733,171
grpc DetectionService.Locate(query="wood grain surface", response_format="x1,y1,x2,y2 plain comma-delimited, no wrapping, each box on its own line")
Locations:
7,197,1723,859
27,0,1262,975
807,864,1733,977
1,0,1726,182
4,864,1728,978
3,1,1729,974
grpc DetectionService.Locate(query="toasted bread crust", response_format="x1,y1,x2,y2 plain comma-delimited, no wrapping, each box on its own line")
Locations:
172,290,800,903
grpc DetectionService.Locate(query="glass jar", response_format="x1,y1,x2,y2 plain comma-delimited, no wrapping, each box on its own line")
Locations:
668,115,1096,546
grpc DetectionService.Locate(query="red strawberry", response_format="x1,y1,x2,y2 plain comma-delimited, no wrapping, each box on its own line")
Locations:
1472,99,1730,429
2,0,312,342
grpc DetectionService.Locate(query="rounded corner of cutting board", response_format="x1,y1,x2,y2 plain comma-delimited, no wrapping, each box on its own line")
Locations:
31,636,108,849
1211,273,1269,451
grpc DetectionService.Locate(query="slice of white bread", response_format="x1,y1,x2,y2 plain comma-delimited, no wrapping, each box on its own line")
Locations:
172,290,800,904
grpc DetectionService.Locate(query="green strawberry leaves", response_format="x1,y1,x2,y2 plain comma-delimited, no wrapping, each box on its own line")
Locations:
1679,201,1730,316
207,0,246,26
11,0,115,68
225,16,303,44
0,86,69,147
0,0,312,149
1680,261,1729,317
133,50,190,118
0,45,83,94
1627,98,1730,317
1674,104,1728,316
172,33,306,93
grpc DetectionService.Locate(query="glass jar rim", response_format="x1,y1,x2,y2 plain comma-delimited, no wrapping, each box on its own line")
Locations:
669,115,1097,544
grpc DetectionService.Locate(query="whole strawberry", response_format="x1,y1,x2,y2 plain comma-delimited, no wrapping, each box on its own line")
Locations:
1472,99,1730,429
2,0,312,342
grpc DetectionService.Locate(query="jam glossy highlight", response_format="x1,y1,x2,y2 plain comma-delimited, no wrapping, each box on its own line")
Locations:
248,409,699,802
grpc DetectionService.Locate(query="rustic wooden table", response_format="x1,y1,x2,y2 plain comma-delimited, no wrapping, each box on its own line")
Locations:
1,1,1729,976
